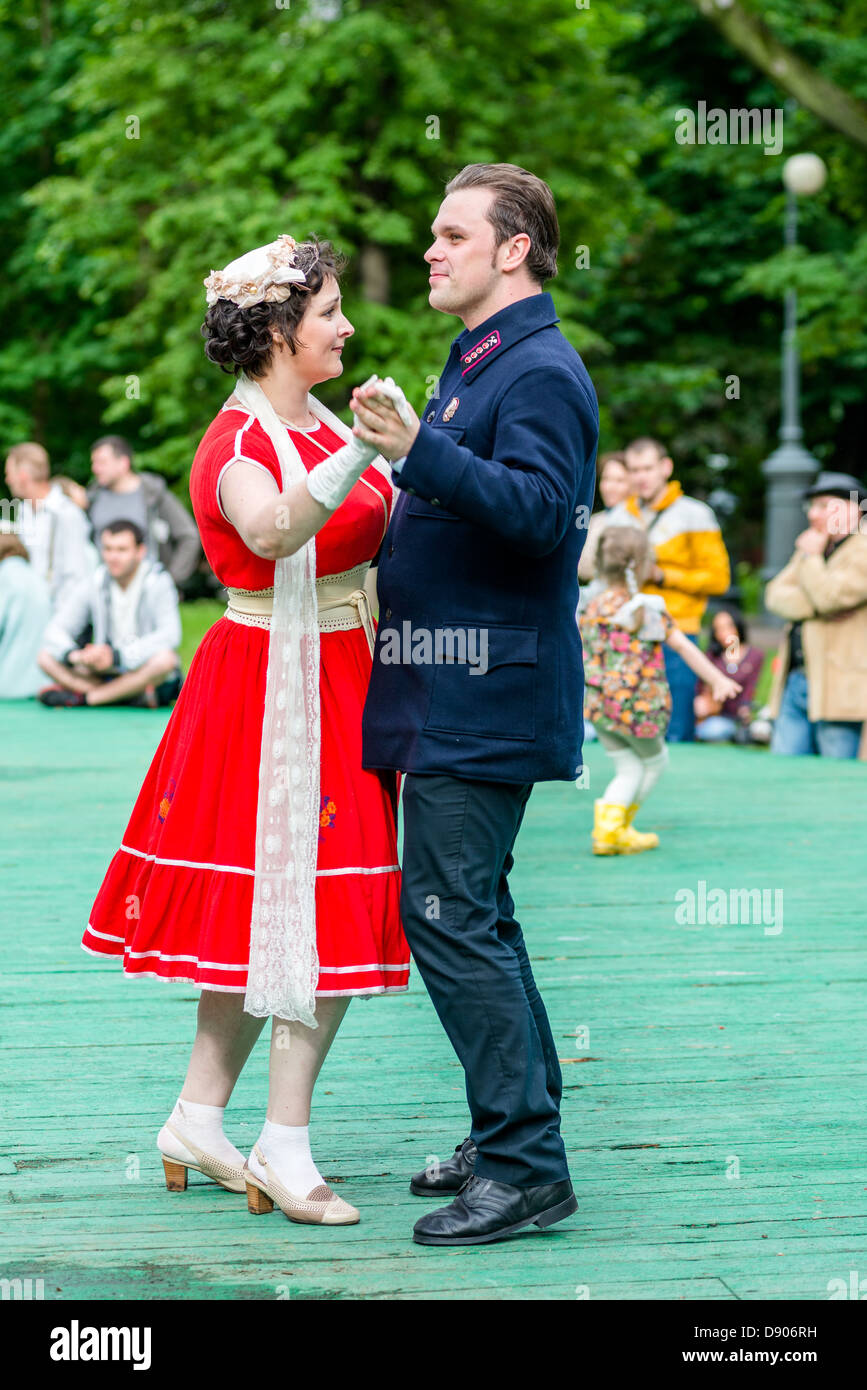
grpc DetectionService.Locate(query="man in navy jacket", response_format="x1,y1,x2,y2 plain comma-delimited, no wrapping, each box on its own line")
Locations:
352,164,598,1245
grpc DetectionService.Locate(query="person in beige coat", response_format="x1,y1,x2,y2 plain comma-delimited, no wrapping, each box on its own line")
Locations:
765,472,867,758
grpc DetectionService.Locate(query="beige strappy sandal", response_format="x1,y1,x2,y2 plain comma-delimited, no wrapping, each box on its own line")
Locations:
243,1143,360,1225
159,1120,247,1194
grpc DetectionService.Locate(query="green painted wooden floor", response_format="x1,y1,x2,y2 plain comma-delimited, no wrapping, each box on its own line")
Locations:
2,702,866,1301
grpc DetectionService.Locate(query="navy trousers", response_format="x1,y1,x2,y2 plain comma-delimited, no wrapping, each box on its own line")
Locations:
400,773,569,1187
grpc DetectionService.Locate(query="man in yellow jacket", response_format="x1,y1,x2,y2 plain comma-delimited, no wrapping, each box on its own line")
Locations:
604,436,731,740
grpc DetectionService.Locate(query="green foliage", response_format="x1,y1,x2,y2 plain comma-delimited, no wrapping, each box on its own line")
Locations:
734,559,764,616
179,598,223,671
1,0,864,570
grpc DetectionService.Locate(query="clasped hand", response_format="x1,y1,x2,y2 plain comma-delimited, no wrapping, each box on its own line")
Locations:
351,378,420,462
69,643,114,673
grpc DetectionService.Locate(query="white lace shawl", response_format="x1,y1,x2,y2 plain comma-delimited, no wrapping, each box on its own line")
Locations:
230,375,387,1026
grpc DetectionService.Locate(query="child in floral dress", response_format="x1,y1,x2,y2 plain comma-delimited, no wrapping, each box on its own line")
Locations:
579,526,740,854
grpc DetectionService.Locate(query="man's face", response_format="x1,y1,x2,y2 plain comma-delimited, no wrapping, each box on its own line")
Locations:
424,188,505,319
100,529,145,581
4,457,22,497
4,460,43,500
808,494,860,537
91,445,131,488
624,445,672,502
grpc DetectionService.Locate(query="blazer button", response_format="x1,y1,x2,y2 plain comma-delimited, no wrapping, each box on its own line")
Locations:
426,412,435,422
430,498,440,507
388,544,395,557
385,607,392,620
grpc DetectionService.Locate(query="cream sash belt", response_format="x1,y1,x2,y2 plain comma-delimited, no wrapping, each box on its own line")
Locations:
225,562,375,656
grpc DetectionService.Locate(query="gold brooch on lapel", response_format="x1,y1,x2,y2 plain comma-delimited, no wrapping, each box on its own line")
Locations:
442,396,460,422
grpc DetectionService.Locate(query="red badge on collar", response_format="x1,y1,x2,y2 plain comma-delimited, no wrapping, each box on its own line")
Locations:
460,329,501,375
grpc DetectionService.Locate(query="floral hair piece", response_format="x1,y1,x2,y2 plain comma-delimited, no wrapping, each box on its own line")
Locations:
204,234,308,309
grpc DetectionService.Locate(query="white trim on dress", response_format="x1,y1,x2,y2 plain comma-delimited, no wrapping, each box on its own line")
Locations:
118,842,399,878
80,938,410,997
216,455,275,522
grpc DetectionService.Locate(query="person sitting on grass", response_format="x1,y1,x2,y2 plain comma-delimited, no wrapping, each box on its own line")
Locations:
694,608,764,744
4,441,95,611
37,518,182,707
579,526,740,856
0,532,52,699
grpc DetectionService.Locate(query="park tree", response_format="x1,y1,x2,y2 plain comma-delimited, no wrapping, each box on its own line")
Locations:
8,0,651,479
1,0,864,578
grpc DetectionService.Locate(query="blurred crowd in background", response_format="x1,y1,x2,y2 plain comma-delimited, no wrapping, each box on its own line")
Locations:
1,430,865,758
0,435,207,708
578,437,867,761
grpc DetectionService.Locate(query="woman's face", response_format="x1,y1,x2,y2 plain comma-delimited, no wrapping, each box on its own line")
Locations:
599,460,629,510
713,610,738,647
284,275,355,384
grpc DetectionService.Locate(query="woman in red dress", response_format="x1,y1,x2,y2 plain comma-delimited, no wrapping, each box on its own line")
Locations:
83,235,409,1225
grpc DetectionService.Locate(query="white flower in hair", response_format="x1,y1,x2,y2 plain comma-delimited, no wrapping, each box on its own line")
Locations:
204,234,308,308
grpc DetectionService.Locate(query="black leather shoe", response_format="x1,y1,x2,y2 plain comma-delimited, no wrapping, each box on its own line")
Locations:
410,1137,477,1195
412,1173,578,1245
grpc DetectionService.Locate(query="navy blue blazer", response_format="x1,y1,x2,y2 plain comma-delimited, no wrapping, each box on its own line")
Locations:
361,291,599,783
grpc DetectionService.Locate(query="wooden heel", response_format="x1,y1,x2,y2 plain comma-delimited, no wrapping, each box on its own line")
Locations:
162,1157,188,1192
246,1181,274,1214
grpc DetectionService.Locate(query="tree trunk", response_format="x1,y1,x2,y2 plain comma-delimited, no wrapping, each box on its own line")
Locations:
689,0,867,150
359,244,391,305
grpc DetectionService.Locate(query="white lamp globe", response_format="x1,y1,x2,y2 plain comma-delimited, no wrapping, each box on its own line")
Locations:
783,153,827,196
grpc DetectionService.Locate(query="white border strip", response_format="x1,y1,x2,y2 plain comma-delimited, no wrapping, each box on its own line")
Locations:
119,843,398,878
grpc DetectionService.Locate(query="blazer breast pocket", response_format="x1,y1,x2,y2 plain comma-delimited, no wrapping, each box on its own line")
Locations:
407,496,461,521
424,624,539,741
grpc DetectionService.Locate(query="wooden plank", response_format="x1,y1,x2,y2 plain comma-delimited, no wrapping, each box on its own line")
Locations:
2,702,867,1300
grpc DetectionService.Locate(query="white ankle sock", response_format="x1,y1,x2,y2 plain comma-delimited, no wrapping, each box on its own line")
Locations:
252,1120,325,1197
157,1097,245,1168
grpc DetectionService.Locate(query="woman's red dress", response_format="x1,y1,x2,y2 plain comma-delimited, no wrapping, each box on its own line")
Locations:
82,404,409,997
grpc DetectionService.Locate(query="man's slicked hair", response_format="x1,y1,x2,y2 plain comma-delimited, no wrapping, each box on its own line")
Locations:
444,163,559,284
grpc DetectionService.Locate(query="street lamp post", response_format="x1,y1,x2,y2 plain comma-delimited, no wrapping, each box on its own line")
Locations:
761,152,828,596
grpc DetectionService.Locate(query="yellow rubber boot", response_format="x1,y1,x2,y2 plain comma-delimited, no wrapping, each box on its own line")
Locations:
620,803,659,853
592,800,627,855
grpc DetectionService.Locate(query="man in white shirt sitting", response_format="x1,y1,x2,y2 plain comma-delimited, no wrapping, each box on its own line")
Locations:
37,519,182,707
4,442,95,611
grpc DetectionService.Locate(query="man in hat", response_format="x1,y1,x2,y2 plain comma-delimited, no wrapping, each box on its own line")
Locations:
765,472,867,758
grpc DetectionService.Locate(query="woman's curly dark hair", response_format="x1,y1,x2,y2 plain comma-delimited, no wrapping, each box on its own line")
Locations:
201,238,345,378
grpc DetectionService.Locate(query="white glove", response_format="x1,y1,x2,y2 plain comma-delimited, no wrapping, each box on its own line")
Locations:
305,374,413,510
369,375,414,427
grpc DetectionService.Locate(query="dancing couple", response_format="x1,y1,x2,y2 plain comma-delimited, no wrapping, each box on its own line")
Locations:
84,162,599,1245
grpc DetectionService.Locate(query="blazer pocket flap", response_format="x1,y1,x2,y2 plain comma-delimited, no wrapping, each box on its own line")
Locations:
407,495,461,520
481,625,539,671
423,625,539,740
